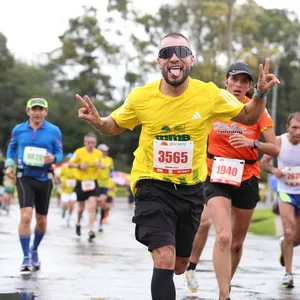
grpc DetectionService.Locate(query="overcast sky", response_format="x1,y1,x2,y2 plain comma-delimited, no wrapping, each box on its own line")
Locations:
0,0,299,63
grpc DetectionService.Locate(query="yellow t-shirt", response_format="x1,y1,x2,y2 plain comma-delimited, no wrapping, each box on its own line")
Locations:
110,78,244,193
59,164,77,194
107,178,116,197
70,147,103,181
97,156,114,188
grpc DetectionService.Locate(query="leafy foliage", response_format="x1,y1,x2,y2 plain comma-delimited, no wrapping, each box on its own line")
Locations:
0,1,300,170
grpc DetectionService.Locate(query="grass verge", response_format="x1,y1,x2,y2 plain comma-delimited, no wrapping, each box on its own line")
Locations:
248,209,276,236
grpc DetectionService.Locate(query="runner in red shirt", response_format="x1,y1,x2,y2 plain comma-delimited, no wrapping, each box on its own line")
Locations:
185,62,279,300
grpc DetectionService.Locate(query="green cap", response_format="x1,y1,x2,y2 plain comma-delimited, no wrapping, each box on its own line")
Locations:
26,98,48,108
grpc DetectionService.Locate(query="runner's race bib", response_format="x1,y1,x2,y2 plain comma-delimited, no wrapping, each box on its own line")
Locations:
153,140,194,174
23,147,47,167
81,180,95,192
4,180,13,187
66,179,76,188
283,167,300,186
210,157,245,186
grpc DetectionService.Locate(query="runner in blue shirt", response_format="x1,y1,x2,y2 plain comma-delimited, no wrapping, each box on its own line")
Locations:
5,97,63,275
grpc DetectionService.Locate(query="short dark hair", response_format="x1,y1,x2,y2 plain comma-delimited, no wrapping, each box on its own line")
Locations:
286,112,300,126
162,32,189,42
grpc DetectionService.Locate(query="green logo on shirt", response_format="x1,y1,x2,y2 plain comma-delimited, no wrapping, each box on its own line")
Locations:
161,126,171,132
155,134,191,141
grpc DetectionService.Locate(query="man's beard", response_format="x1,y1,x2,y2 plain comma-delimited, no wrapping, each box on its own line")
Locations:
162,67,190,87
291,136,300,145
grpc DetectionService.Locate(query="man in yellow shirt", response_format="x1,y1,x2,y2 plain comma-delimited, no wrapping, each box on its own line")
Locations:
69,133,103,241
75,33,280,300
97,143,115,231
59,153,77,227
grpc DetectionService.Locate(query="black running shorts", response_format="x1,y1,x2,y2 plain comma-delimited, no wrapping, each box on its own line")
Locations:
16,177,53,215
74,180,99,201
204,176,260,210
132,179,204,257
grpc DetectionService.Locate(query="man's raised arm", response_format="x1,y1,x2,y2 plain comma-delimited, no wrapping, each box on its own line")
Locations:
232,58,280,125
76,94,125,136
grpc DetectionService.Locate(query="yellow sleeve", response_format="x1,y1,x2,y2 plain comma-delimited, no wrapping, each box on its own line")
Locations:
110,158,115,171
212,87,244,122
110,88,141,130
70,149,81,164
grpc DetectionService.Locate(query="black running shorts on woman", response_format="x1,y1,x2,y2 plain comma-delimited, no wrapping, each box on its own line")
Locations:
204,176,260,209
132,179,204,257
16,177,53,215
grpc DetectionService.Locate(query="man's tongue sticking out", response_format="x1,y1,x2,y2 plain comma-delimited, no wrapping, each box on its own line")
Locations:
169,67,181,77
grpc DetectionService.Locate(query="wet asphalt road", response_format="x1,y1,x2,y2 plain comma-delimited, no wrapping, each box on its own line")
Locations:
0,197,299,300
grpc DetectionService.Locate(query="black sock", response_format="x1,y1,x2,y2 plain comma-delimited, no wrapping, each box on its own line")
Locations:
151,268,175,300
100,209,105,222
187,262,197,271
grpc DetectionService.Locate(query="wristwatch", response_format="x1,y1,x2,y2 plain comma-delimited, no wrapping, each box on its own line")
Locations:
253,140,260,149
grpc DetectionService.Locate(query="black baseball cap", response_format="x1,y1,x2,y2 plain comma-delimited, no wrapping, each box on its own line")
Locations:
226,61,254,81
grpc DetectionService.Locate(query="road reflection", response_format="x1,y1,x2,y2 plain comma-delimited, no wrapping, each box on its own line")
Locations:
0,292,36,300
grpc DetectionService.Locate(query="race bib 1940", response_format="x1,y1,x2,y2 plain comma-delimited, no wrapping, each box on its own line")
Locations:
23,146,47,167
210,157,245,186
153,140,194,174
284,167,300,186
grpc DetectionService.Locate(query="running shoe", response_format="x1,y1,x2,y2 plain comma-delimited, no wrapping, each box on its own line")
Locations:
185,269,199,293
30,248,41,270
282,272,294,288
2,205,9,215
279,236,285,267
20,257,32,275
98,223,103,232
76,224,81,236
88,230,96,242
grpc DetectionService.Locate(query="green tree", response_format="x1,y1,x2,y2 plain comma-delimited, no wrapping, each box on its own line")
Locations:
0,32,55,149
48,6,119,101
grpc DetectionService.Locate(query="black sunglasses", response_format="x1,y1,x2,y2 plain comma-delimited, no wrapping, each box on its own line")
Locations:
158,46,193,59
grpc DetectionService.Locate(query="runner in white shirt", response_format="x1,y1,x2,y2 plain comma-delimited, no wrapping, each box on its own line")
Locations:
260,112,300,288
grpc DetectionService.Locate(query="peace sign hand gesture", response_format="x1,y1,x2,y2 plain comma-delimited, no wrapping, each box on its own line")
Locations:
256,58,280,94
76,94,103,128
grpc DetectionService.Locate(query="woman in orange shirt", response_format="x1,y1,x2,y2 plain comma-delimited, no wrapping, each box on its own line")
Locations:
185,62,279,300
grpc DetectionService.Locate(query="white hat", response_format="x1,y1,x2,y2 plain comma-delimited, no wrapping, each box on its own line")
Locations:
98,144,109,151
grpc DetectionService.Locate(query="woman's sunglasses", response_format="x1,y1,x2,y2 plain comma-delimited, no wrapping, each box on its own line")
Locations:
158,46,193,59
